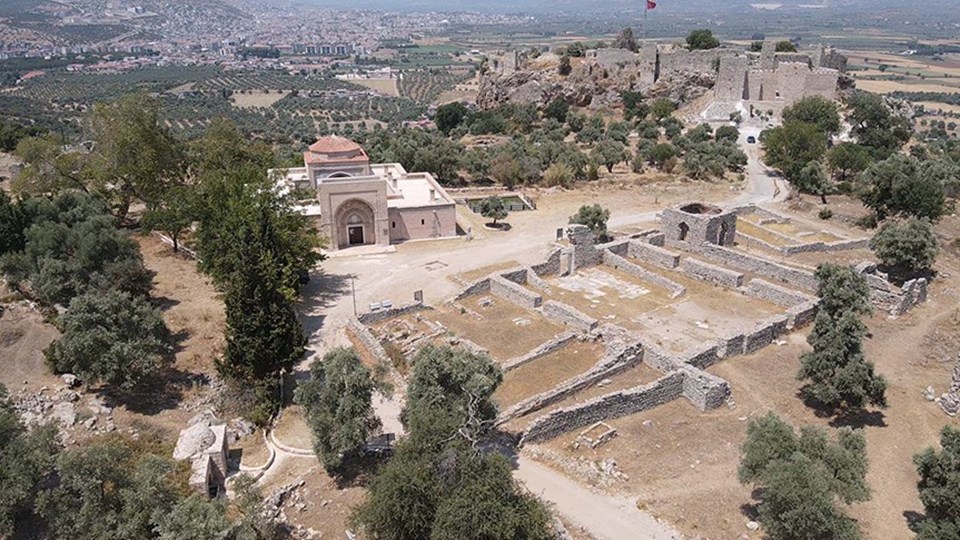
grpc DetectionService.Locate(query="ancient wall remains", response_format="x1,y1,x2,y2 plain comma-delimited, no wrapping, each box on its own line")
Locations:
531,247,563,277
490,275,542,309
681,243,819,291
743,314,790,354
357,302,429,325
602,250,686,298
680,365,731,411
626,240,681,269
568,225,602,270
680,257,745,288
502,331,579,372
521,371,686,443
661,203,737,246
347,318,390,365
716,55,749,101
744,278,816,307
453,277,491,300
542,300,599,332
760,41,777,70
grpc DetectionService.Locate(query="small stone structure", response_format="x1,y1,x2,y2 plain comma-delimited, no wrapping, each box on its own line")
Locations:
661,202,737,246
940,355,960,416
174,410,230,498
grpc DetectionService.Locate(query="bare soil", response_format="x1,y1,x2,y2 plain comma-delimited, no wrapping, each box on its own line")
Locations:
495,340,606,408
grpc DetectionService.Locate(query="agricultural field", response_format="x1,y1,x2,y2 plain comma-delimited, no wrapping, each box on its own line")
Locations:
398,68,474,104
0,65,427,142
847,50,960,96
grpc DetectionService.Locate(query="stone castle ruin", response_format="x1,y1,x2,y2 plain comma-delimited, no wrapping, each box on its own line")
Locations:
477,40,845,112
349,203,928,445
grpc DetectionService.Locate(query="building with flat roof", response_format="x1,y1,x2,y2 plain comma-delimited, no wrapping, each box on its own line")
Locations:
271,136,457,250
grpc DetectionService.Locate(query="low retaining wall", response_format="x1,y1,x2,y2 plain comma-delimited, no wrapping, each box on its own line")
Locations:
682,243,818,291
490,275,542,309
541,300,598,332
743,314,790,354
531,247,564,277
453,277,491,301
681,257,745,288
681,342,722,369
521,371,686,443
626,241,681,270
781,238,870,255
357,302,428,325
786,301,819,329
346,319,390,365
499,339,643,423
680,365,731,411
743,278,816,308
637,339,679,373
602,251,686,298
502,332,579,372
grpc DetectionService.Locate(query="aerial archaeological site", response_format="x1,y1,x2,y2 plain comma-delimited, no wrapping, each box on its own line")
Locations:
1,0,959,538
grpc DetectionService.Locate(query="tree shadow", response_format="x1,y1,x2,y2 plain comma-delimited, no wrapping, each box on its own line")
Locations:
484,222,512,231
903,510,926,533
298,271,354,341
98,366,211,416
334,452,391,489
796,390,888,428
153,295,181,312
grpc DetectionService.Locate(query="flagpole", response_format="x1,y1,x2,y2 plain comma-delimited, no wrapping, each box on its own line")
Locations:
643,3,648,41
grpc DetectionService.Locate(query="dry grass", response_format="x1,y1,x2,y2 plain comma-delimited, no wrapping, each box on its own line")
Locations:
348,78,399,96
495,340,606,408
230,90,290,108
273,405,314,450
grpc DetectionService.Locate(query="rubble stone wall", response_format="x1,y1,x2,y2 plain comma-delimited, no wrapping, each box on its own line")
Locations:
716,55,749,101
357,302,429,325
626,240,681,269
744,278,815,307
602,251,686,298
681,257,745,288
681,243,819,291
498,266,532,285
743,314,790,354
680,365,731,411
347,318,390,365
521,371,686,443
681,342,722,369
786,301,819,329
502,332,579,372
531,247,564,277
542,300,599,332
453,277,491,300
490,275,542,309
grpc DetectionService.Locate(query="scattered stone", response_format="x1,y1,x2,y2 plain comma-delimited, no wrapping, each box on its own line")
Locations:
925,386,936,402
61,374,81,388
51,402,76,427
746,521,760,531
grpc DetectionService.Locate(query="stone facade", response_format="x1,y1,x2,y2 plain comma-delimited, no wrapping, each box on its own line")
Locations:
661,202,738,246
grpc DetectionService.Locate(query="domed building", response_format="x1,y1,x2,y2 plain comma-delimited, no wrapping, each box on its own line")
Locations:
272,135,457,251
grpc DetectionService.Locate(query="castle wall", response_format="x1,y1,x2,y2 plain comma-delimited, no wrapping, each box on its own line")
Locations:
658,49,723,80
715,55,748,101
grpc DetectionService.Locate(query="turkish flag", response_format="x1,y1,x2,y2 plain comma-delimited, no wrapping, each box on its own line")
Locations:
647,0,657,9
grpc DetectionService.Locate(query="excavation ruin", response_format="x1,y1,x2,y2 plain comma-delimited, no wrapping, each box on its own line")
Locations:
348,202,929,443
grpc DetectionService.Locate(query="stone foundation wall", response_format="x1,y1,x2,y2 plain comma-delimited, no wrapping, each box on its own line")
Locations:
498,266,532,285
490,275,542,309
531,247,563,277
357,302,429,325
681,243,818,291
681,257,745,288
786,301,819,329
638,339,680,373
453,277,491,300
499,338,644,423
718,331,746,360
568,225,602,270
595,239,630,256
743,314,790,354
502,332,578,372
542,300,598,332
626,241,681,269
681,342,722,369
521,371,686,443
744,278,816,307
680,365,731,411
602,251,686,298
347,318,390,365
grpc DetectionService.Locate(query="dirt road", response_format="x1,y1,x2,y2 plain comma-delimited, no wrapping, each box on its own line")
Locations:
516,456,681,540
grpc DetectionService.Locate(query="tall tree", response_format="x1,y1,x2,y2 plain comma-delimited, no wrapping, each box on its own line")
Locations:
869,218,939,275
739,412,870,540
827,142,873,183
435,102,468,135
783,96,841,137
478,196,508,226
845,91,912,159
296,348,381,473
798,264,886,412
858,155,947,222
85,93,185,220
761,121,827,182
913,426,960,540
46,289,172,390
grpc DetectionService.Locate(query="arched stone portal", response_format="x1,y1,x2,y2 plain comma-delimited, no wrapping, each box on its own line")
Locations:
335,199,376,249
678,222,690,242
